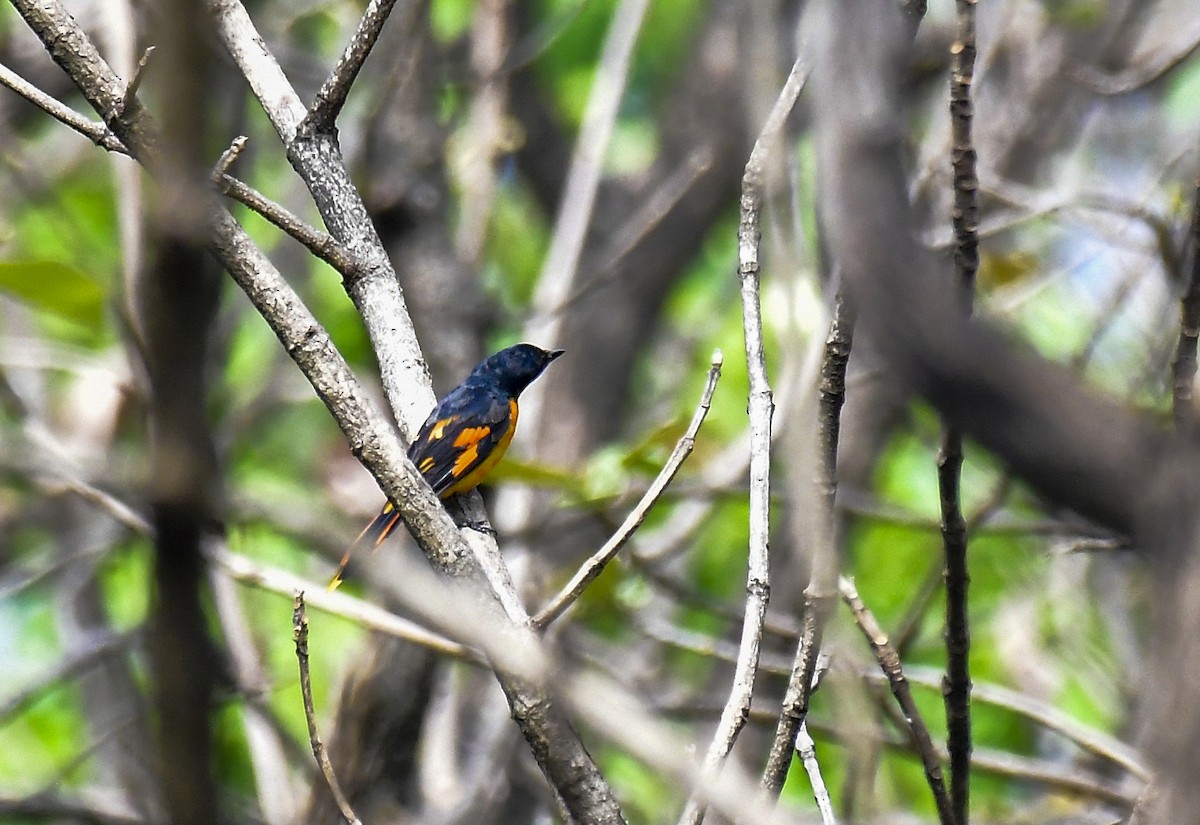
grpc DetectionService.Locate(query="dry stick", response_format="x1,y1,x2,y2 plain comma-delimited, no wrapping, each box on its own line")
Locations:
942,2,979,822
675,55,807,825
301,0,404,132
761,296,853,797
839,577,956,825
643,611,1150,783
0,60,128,154
211,140,361,279
206,0,432,435
533,351,724,627
795,724,836,825
292,593,362,825
654,696,1140,808
1170,181,1200,430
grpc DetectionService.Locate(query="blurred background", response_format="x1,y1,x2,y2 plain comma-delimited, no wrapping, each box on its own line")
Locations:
0,0,1198,822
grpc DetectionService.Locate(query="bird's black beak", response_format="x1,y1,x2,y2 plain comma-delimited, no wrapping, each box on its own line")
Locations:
546,349,566,363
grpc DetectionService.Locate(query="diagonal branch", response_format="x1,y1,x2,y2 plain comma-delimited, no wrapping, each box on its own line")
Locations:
761,294,853,797
840,577,955,825
293,593,362,825
533,351,723,628
301,0,413,132
0,61,128,153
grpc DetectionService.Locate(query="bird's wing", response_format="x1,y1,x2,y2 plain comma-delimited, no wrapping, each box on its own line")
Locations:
408,384,514,496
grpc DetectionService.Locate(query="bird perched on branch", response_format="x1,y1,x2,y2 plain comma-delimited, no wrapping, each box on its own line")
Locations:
329,343,564,588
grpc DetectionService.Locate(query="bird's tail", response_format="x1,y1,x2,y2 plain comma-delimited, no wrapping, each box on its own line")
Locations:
327,502,403,590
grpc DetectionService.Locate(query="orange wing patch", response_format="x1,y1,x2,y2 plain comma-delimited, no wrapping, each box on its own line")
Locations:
453,426,492,448
452,442,481,477
429,418,454,440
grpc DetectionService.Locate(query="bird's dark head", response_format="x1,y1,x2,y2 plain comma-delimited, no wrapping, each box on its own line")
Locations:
474,343,564,396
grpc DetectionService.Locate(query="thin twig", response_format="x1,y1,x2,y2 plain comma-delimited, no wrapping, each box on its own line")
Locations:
212,134,248,179
1074,23,1200,95
210,561,300,823
1171,181,1200,430
761,294,852,797
840,576,955,825
796,723,837,825
120,45,155,114
0,60,128,154
210,544,475,661
678,55,807,825
644,611,1150,783
302,0,404,132
942,2,980,820
215,171,361,279
657,699,1141,808
292,593,363,825
533,351,723,628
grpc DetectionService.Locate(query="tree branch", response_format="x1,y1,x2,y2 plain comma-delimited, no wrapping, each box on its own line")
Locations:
840,577,955,825
678,54,806,825
762,295,852,797
942,0,980,819
533,351,723,628
293,593,362,825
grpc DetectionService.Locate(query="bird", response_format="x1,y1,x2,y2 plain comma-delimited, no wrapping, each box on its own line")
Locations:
329,343,564,588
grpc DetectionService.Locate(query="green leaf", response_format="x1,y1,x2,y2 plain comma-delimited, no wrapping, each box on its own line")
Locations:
0,260,106,331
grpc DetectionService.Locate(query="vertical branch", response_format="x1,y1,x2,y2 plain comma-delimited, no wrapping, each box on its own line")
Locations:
1171,181,1200,430
942,1,979,822
761,295,853,797
675,57,805,825
293,593,363,825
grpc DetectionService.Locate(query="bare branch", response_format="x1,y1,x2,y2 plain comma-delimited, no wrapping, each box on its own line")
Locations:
207,0,433,431
840,576,955,825
1074,23,1200,95
209,544,475,661
533,351,723,628
796,723,837,825
301,0,409,132
762,295,852,796
942,0,980,819
293,593,362,825
119,45,155,115
678,54,806,825
0,60,128,153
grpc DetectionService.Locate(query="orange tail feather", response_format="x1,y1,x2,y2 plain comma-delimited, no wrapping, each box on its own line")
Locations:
327,503,403,590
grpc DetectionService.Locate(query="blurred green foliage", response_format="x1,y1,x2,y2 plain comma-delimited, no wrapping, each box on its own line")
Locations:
0,0,1169,822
